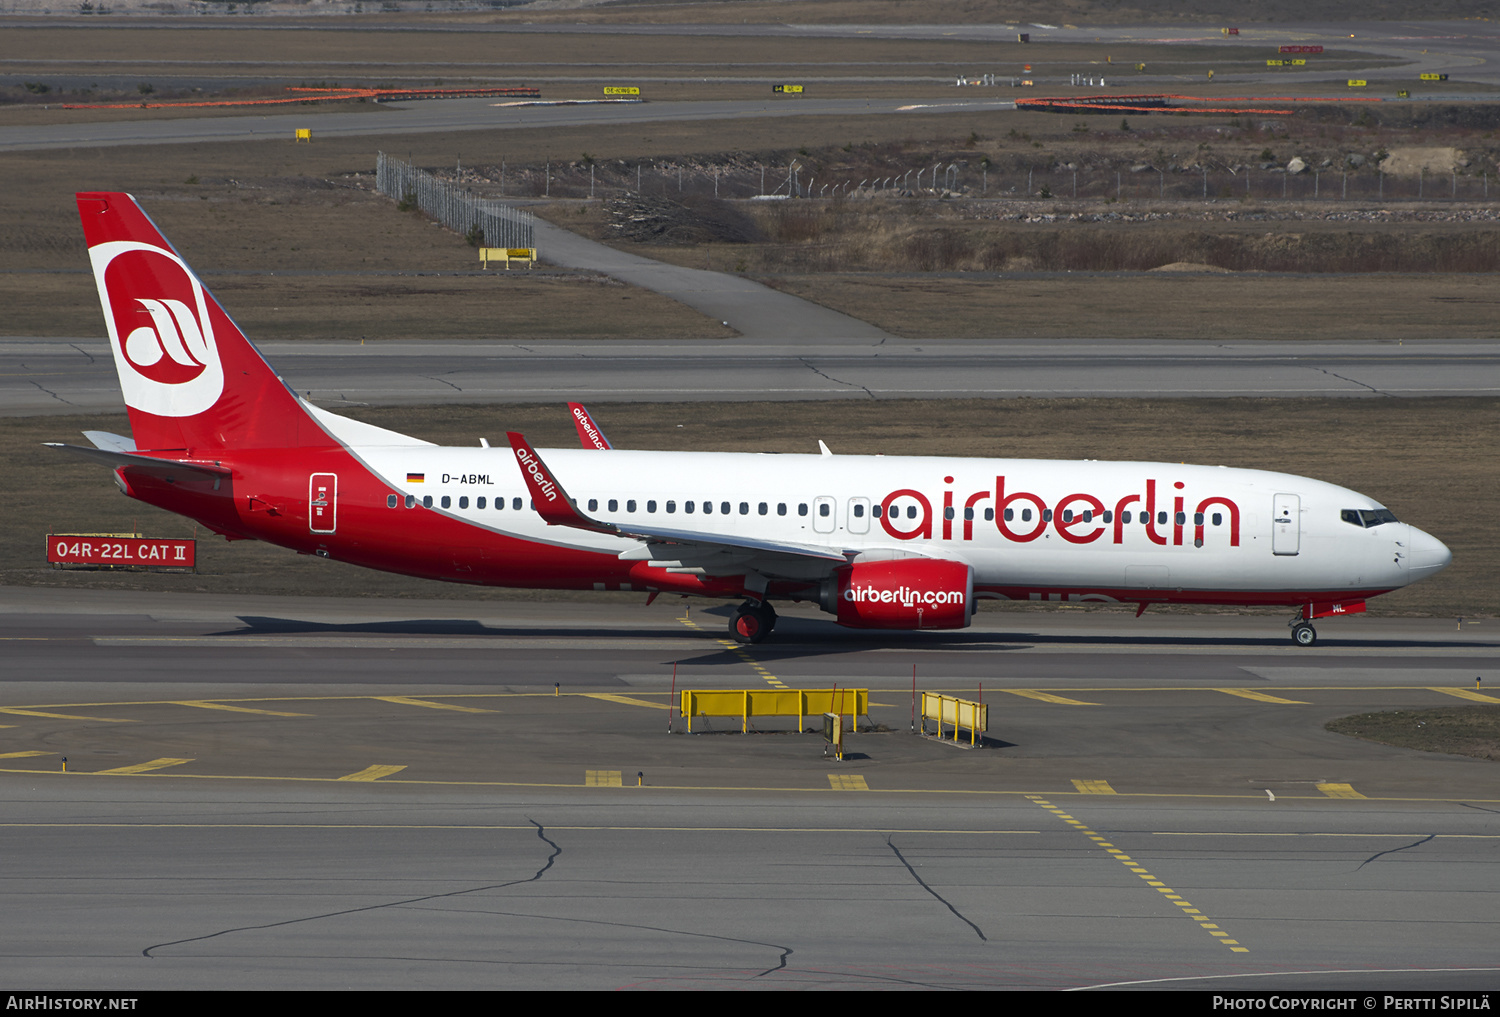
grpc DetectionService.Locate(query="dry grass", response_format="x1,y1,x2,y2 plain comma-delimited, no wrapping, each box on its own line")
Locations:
1327,706,1500,762
755,272,1500,340
5,397,1494,617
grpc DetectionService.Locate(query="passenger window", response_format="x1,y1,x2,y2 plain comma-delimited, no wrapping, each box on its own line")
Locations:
758,502,767,515
1020,509,1030,522
944,507,955,520
1213,513,1223,526
819,503,830,517
778,503,787,516
1122,511,1132,523
1042,509,1052,522
984,508,994,521
872,504,882,518
798,504,808,517
608,499,618,512
513,497,523,510
441,496,451,509
458,496,468,509
1158,511,1168,525
1175,512,1186,525
907,506,917,520
647,500,657,513
667,501,677,514
741,502,750,515
627,500,636,512
477,497,486,509
721,502,731,515
423,495,433,509
387,494,398,508
1062,509,1073,523
684,501,693,514
588,499,598,511
1194,512,1204,525
1102,510,1112,523
1005,508,1014,521
405,494,416,509
854,504,865,518
1082,510,1092,523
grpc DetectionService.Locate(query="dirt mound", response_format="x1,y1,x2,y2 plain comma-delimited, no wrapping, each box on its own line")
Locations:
1150,261,1234,273
1379,147,1465,177
605,194,765,244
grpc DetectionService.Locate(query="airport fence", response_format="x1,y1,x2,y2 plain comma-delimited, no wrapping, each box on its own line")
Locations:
375,151,535,249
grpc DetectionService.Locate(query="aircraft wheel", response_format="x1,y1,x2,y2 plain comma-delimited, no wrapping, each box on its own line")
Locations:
1292,623,1317,647
731,609,766,644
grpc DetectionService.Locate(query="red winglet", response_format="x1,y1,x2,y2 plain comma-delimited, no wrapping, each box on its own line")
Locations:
505,432,614,532
567,402,613,450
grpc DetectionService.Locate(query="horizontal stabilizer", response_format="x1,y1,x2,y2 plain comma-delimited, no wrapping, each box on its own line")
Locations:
45,442,231,482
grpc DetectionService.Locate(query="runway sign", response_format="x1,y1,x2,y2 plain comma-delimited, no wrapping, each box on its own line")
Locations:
773,84,804,94
604,87,640,96
48,534,196,568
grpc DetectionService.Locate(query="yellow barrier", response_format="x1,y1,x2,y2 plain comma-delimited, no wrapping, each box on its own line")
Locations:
921,692,988,746
294,128,311,143
480,247,537,269
680,688,868,734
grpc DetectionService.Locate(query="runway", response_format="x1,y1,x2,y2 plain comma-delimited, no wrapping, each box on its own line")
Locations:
0,587,1496,990
5,337,1497,416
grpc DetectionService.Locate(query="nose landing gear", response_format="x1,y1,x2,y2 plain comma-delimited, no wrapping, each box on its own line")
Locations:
730,600,777,644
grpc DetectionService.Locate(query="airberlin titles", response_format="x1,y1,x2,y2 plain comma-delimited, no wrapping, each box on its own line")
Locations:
879,475,1239,548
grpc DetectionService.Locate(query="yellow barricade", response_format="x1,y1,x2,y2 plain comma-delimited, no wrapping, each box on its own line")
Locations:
480,247,537,269
921,692,988,746
294,128,312,143
680,689,868,734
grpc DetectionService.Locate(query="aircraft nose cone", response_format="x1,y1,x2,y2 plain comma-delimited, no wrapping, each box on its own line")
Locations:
1406,525,1452,578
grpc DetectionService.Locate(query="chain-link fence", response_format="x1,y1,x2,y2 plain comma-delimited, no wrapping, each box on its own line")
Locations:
375,151,534,249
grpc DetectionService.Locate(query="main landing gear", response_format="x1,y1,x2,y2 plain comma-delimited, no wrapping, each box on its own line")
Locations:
730,600,777,644
1290,620,1317,646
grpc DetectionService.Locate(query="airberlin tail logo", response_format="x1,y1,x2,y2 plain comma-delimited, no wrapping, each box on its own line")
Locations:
90,240,224,418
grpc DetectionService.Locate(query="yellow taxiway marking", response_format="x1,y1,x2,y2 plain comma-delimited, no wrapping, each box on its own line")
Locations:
337,764,407,782
1317,783,1367,799
1217,689,1309,704
1073,779,1117,794
171,700,311,717
374,696,494,714
586,770,623,787
0,708,134,723
0,751,53,759
1431,688,1500,704
582,693,669,711
1001,690,1099,705
828,774,870,791
95,758,193,775
1029,795,1249,953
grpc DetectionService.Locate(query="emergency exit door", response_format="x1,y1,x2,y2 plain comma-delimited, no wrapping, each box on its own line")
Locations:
1271,493,1299,556
310,473,338,534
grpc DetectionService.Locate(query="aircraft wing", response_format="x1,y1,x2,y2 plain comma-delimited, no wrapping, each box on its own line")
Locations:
505,432,849,568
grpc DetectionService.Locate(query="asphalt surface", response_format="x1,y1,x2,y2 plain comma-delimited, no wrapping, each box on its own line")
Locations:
6,337,1497,416
0,587,1496,990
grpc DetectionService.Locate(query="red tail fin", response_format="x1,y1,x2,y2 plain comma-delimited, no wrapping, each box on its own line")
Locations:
77,192,329,454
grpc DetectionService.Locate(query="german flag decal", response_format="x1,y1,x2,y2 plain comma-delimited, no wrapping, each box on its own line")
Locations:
406,472,424,483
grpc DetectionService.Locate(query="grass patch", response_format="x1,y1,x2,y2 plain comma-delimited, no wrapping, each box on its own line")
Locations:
1326,706,1500,762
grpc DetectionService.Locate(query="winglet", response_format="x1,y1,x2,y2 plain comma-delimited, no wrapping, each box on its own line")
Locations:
568,403,613,450
505,432,617,534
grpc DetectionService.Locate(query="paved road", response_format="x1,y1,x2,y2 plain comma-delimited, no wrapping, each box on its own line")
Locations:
6,337,1497,416
0,95,1018,154
532,218,890,341
0,588,1496,990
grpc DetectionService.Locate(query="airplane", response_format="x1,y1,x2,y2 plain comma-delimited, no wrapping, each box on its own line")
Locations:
53,192,1452,646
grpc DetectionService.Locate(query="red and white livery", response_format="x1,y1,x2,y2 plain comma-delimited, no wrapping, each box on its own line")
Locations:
54,193,1452,645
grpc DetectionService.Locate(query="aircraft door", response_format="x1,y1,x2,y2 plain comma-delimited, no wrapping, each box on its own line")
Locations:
813,496,837,534
847,497,871,534
310,472,338,534
1271,493,1299,556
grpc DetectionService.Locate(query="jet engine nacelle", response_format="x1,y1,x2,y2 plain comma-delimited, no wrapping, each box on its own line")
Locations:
819,558,975,630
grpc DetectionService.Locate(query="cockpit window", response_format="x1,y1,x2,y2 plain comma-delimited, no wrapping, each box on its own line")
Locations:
1341,508,1399,528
